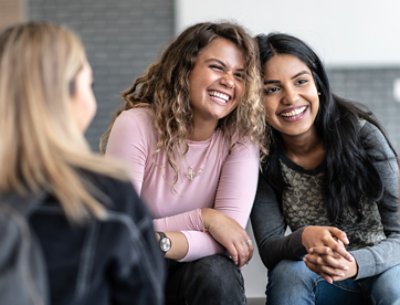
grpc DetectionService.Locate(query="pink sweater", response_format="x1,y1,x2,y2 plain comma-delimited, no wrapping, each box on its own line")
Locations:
106,107,260,261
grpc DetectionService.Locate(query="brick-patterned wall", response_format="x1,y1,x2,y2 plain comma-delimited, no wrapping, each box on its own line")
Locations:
328,68,400,152
28,0,174,150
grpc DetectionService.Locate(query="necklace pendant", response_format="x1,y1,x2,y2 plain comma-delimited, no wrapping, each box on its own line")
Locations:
187,167,195,181
187,167,203,181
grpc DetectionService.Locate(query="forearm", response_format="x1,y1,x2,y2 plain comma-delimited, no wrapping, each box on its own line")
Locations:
351,233,400,279
251,177,306,269
153,209,204,232
258,229,306,269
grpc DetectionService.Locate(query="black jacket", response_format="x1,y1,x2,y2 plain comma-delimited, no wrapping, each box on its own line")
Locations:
29,171,165,305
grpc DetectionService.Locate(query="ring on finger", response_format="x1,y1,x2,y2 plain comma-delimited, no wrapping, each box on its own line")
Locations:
245,239,252,246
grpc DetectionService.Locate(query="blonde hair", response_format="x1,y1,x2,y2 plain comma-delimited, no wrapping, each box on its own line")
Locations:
0,22,128,223
100,21,268,182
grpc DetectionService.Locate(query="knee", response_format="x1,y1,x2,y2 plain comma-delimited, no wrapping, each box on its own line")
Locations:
371,282,400,305
192,255,243,289
185,254,244,300
370,265,400,305
268,260,316,289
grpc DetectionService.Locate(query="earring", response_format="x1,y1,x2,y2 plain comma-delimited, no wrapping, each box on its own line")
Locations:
318,92,321,95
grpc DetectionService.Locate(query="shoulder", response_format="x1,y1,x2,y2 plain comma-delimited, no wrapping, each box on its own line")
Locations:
226,132,260,156
109,106,156,145
80,170,143,215
359,120,396,158
117,106,154,127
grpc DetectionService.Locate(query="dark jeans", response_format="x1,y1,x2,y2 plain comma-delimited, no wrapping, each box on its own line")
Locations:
165,254,246,305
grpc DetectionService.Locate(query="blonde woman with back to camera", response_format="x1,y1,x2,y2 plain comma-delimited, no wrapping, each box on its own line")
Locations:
101,21,267,305
0,21,164,305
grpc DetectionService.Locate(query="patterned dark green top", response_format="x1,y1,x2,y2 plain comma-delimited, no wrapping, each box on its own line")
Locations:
251,120,400,280
280,158,386,251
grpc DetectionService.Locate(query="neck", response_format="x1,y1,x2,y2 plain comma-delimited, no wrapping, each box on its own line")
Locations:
281,129,325,169
189,120,218,141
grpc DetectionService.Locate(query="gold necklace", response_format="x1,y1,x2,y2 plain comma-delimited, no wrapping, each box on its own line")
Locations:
186,167,203,181
184,134,215,182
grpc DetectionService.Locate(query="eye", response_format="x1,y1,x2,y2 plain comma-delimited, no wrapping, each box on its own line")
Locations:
264,86,280,95
209,64,224,71
234,71,244,80
295,78,309,86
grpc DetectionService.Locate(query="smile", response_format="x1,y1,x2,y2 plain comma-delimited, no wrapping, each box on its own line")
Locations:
209,90,231,104
280,106,307,118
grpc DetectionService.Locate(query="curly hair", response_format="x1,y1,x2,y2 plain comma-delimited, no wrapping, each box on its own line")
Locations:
100,21,267,180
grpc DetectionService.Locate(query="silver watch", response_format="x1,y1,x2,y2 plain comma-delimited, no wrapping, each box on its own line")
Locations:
157,231,171,253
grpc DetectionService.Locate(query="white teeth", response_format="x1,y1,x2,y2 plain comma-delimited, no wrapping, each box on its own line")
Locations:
209,90,230,102
281,106,307,117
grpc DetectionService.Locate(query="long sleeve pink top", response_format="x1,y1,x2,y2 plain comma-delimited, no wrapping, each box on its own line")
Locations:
105,107,260,261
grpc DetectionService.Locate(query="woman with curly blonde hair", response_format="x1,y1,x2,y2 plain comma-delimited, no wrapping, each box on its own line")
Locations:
0,21,164,305
101,21,266,305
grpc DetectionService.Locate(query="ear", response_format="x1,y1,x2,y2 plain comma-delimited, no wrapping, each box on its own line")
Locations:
69,78,76,97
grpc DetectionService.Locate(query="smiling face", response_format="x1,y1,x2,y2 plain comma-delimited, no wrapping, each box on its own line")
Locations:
262,54,319,141
188,37,245,132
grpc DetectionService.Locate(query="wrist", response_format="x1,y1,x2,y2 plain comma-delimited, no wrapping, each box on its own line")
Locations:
201,208,213,231
156,231,172,254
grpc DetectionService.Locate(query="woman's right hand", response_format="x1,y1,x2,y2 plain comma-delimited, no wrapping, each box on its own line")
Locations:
301,225,353,262
202,208,253,267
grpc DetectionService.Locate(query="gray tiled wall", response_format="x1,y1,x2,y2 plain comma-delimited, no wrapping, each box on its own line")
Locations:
29,0,175,150
328,68,400,152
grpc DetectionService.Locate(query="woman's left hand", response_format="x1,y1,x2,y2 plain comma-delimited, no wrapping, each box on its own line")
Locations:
202,208,254,267
303,244,358,283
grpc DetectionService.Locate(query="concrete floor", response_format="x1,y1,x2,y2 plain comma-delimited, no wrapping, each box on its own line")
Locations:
247,298,265,305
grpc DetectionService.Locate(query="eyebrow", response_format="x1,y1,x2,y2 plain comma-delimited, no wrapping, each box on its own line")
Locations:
205,58,245,72
264,70,311,84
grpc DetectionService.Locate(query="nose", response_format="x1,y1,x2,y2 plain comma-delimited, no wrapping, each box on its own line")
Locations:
282,86,298,105
220,73,235,89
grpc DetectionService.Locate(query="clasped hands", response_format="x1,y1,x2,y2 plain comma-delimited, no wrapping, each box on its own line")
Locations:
202,208,253,267
302,226,358,283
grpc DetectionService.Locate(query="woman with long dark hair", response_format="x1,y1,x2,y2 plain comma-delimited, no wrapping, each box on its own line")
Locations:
251,32,400,305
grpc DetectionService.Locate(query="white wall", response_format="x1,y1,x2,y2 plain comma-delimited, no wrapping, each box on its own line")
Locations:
175,0,400,67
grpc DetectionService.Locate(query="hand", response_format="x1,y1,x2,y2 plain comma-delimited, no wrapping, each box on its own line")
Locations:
304,243,358,283
202,208,253,267
301,226,353,262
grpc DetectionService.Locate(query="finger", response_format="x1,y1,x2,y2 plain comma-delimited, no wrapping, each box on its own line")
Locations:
226,245,239,265
304,257,346,278
312,256,348,272
308,246,332,256
320,273,334,284
237,240,253,267
329,227,349,245
320,238,353,262
309,259,346,277
306,251,350,271
304,258,337,284
332,240,354,262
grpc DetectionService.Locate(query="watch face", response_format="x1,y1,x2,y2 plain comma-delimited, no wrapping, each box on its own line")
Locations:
160,237,171,253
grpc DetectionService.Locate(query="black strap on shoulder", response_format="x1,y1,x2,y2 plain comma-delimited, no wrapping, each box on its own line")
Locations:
0,191,46,216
